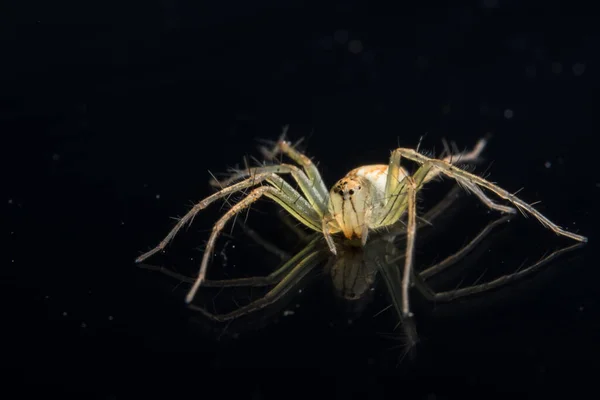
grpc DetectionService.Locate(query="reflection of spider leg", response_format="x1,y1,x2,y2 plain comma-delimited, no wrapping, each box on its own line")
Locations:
235,219,291,261
413,241,585,302
138,236,321,289
391,148,588,243
419,214,513,279
137,263,196,283
136,172,319,263
210,163,327,215
186,185,323,303
188,250,325,322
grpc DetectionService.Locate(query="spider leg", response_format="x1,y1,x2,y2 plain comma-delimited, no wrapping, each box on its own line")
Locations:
188,249,326,321
136,172,272,263
135,172,319,264
461,181,516,215
399,176,418,318
321,214,341,255
258,127,329,202
186,185,322,304
391,148,587,243
384,184,463,238
384,137,488,197
423,137,488,183
210,163,327,216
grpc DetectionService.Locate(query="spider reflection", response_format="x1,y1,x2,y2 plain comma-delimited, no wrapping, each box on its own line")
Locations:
139,185,584,354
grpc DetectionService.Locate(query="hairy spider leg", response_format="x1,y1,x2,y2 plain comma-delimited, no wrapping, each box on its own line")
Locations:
186,184,324,304
135,172,321,264
258,126,329,202
394,148,588,243
211,163,327,216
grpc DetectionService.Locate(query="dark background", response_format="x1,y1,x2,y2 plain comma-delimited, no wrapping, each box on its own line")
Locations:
3,0,598,398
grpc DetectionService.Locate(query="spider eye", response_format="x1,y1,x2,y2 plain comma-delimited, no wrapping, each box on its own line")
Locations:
349,189,354,195
338,190,344,196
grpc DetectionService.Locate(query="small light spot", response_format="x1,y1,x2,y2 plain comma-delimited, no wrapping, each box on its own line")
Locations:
283,310,295,317
62,311,68,316
8,199,13,204
579,306,584,311
504,109,514,119
143,183,148,188
155,194,160,199
44,295,50,300
347,319,353,325
573,63,586,76
551,62,563,74
11,259,14,263
544,161,552,168
596,183,600,188
334,30,349,44
81,322,87,328
108,315,114,321
120,221,125,225
348,39,363,54
295,303,300,308
298,289,303,294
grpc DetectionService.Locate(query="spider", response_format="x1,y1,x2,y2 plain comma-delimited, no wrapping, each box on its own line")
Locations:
135,127,587,318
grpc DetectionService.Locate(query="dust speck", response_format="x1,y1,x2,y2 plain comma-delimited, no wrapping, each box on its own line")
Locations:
544,161,552,168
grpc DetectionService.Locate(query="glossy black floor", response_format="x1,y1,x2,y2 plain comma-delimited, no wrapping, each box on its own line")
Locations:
4,1,599,398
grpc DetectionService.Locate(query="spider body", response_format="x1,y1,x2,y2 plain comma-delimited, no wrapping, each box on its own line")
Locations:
329,165,408,244
136,128,587,317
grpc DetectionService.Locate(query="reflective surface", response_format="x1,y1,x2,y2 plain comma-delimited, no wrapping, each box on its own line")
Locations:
4,1,598,398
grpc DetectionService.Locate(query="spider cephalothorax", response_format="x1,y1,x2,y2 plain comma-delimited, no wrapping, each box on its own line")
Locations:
136,127,587,317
